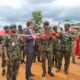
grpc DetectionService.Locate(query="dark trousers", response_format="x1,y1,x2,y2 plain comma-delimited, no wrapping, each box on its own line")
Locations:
25,45,34,77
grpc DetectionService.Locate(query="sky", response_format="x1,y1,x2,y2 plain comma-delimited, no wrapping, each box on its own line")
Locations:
0,0,80,27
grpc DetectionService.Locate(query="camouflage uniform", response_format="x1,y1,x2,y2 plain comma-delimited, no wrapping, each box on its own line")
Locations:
39,28,54,76
17,29,24,62
2,26,9,76
57,32,71,73
52,33,59,67
2,35,7,76
69,31,77,63
56,33,63,72
33,27,42,62
3,27,20,80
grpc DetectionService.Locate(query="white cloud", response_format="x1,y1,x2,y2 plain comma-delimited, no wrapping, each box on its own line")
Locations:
54,0,80,7
0,0,80,25
0,0,23,8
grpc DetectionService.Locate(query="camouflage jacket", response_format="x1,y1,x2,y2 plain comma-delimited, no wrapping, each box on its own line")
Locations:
59,32,71,52
38,28,53,52
2,34,19,59
17,30,23,47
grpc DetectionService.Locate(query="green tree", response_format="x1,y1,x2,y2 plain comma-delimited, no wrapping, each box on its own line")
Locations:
32,10,42,25
74,23,80,26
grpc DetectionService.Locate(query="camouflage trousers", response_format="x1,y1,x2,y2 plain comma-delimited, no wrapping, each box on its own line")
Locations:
71,41,76,62
18,47,23,61
53,51,57,67
57,51,63,69
7,52,20,80
57,50,71,71
18,46,25,62
33,47,41,62
52,42,58,67
2,52,6,68
41,51,53,71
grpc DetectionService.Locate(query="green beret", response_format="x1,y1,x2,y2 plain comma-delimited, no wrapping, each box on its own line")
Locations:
10,24,16,28
53,26,57,29
4,26,9,29
64,24,70,27
43,21,49,27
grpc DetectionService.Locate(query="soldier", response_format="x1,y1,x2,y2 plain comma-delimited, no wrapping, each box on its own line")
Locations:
17,25,25,63
39,21,54,77
2,26,9,76
3,24,20,80
69,24,78,64
52,26,58,67
33,26,42,62
56,24,71,74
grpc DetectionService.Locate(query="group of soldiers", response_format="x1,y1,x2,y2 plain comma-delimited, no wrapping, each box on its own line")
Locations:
33,22,78,77
1,21,79,80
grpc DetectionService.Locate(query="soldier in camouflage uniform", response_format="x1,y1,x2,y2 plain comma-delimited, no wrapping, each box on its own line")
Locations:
39,21,54,77
17,25,25,63
3,25,20,80
69,24,78,64
56,24,71,74
52,26,58,67
2,26,9,76
33,26,42,62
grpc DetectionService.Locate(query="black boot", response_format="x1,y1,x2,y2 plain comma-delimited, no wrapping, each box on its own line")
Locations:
21,60,25,64
2,69,5,76
48,69,54,77
77,56,80,59
13,76,16,80
42,70,46,77
64,70,68,74
56,66,61,72
56,68,61,72
72,58,76,64
38,57,42,62
30,73,35,76
64,68,69,75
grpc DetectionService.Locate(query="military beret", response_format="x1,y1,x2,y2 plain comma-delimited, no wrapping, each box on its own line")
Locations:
43,21,49,27
4,26,9,29
10,24,16,28
64,24,70,27
53,26,57,29
18,25,22,28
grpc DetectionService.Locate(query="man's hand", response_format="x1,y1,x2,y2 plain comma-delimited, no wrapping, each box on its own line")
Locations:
33,33,41,39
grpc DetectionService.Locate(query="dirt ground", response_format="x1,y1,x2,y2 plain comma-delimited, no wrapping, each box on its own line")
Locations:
0,56,80,80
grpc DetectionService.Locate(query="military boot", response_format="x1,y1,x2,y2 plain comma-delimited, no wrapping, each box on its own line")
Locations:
2,69,5,76
72,58,76,64
56,65,61,72
48,68,54,77
42,70,46,77
64,70,68,74
64,68,69,75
